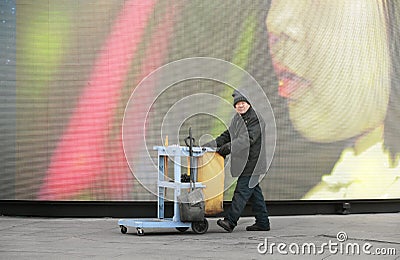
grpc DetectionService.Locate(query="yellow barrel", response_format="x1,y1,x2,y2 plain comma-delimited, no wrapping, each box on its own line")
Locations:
198,152,225,215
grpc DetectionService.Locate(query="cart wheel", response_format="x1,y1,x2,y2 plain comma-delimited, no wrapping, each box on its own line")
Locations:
191,219,208,234
176,227,189,233
120,225,127,234
136,228,144,236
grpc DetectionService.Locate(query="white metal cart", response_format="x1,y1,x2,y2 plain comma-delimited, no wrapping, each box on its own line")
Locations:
118,145,212,236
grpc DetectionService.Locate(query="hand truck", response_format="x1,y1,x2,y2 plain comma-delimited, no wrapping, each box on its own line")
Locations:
118,139,213,236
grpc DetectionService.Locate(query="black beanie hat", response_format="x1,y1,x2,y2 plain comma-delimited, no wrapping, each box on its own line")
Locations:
232,89,250,107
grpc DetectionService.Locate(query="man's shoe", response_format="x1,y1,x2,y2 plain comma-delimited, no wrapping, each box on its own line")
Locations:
217,219,234,232
246,223,270,231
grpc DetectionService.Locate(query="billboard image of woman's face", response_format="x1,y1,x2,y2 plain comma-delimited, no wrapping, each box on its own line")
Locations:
1,0,399,201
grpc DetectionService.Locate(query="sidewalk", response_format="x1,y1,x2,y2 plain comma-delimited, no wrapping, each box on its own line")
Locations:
0,213,399,259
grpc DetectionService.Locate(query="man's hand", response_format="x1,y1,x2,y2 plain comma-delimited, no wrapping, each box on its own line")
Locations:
217,143,231,157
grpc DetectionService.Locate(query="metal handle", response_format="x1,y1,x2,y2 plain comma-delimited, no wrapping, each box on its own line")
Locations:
185,127,196,189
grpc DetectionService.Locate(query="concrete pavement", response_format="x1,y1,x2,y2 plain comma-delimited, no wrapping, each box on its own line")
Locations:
0,213,399,259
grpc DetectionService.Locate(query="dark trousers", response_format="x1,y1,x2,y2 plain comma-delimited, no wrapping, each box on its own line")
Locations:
225,175,270,228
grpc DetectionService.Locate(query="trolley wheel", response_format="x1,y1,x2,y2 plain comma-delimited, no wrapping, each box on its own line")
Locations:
120,225,127,234
191,219,208,234
136,227,144,236
176,227,189,233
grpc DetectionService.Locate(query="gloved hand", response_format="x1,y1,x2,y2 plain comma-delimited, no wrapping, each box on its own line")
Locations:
217,143,231,157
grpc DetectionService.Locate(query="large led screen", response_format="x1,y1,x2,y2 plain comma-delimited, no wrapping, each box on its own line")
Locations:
0,0,399,201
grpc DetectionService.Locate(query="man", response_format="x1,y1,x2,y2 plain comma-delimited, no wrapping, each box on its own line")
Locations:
205,89,270,232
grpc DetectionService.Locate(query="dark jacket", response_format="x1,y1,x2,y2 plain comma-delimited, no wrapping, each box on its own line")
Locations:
215,106,266,177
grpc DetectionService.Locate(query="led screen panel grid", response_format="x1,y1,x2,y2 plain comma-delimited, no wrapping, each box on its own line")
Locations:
0,0,398,201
